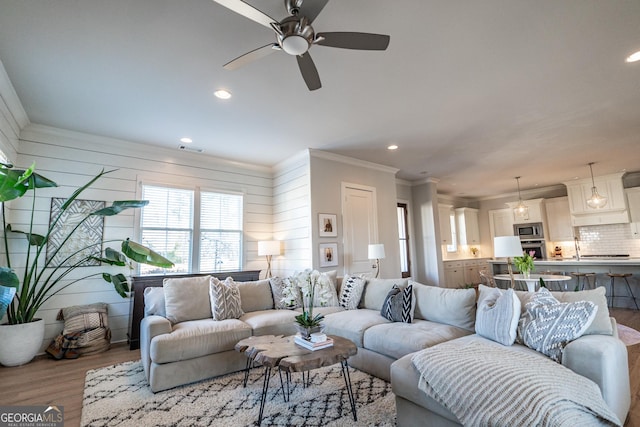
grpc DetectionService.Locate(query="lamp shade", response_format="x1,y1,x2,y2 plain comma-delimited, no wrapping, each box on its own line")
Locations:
368,243,385,259
258,240,281,256
493,236,523,258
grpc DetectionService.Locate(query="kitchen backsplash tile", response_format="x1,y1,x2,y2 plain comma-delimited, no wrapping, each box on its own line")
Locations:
552,223,640,258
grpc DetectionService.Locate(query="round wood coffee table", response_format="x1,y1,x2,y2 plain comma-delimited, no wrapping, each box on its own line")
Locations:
235,334,358,424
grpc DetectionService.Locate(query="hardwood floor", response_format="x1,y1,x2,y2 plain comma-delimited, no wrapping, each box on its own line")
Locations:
1,309,639,427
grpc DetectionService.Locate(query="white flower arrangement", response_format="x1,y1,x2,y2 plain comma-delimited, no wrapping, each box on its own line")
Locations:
283,269,330,328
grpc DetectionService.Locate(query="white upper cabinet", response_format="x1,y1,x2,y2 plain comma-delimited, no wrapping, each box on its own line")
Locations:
563,173,629,226
545,197,575,242
506,198,546,223
489,208,514,239
455,207,480,245
438,204,453,245
626,188,640,239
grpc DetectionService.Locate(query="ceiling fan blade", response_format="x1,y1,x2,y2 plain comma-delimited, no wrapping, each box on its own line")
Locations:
212,0,278,29
299,0,329,23
296,52,321,91
316,32,390,50
223,44,279,70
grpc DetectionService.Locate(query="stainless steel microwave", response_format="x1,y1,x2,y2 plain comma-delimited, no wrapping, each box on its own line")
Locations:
514,222,544,240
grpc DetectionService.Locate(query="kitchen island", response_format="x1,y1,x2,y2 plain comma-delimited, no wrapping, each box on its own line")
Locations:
489,258,640,309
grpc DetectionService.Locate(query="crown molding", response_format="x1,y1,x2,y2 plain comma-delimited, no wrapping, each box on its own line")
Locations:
412,177,440,186
272,149,310,174
309,149,399,175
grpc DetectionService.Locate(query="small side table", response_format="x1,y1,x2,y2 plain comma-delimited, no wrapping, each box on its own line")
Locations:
235,334,358,425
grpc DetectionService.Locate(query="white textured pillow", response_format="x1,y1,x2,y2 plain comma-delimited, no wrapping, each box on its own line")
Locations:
269,276,300,309
475,285,520,346
143,287,166,317
209,277,244,321
163,275,212,324
311,272,340,307
339,275,366,310
518,287,597,362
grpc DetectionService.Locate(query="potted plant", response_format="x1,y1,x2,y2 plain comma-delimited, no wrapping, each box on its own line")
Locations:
283,269,331,340
513,250,536,278
0,164,173,366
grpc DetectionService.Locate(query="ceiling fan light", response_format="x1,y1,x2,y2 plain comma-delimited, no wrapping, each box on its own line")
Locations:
282,35,309,55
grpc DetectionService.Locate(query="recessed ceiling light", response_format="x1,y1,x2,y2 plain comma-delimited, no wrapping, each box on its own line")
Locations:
214,89,232,99
387,144,398,150
180,137,192,144
626,51,640,63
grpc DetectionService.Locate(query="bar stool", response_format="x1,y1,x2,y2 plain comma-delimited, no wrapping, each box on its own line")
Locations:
571,272,596,292
607,273,638,310
543,271,566,291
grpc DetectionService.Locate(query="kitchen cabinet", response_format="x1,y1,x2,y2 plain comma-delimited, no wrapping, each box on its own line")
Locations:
545,197,574,242
455,207,480,246
444,261,464,288
506,198,546,224
631,223,640,239
626,187,640,222
489,208,514,239
463,260,481,284
438,204,453,245
563,173,629,225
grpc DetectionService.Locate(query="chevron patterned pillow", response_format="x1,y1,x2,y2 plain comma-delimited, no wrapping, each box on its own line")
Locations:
381,284,414,323
517,287,597,362
209,277,244,321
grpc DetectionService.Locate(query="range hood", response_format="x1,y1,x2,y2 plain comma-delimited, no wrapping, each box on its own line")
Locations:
562,172,629,226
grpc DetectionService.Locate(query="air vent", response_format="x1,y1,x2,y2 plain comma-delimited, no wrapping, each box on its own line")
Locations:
178,144,204,153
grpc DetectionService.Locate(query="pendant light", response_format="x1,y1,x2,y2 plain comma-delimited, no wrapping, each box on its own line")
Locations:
586,162,608,209
513,176,528,216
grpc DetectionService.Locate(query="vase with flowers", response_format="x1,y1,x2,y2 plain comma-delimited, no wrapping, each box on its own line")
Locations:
514,250,536,278
283,269,331,340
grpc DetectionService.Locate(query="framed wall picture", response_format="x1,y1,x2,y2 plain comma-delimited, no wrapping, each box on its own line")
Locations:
318,213,337,237
46,198,106,267
319,243,338,267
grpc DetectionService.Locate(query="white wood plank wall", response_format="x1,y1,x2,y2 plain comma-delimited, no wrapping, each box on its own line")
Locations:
8,124,273,350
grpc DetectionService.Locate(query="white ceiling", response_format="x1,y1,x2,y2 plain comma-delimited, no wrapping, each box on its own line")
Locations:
0,0,639,198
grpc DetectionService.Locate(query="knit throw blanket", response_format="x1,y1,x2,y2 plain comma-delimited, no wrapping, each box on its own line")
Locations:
412,340,622,427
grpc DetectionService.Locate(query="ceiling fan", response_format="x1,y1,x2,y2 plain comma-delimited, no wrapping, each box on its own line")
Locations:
213,0,390,91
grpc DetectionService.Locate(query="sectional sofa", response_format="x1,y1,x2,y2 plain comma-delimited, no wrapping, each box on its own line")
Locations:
138,273,630,425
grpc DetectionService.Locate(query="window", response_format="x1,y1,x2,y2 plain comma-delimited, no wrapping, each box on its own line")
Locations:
139,184,243,274
397,203,411,278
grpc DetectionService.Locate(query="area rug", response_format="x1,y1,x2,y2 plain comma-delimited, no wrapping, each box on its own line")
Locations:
81,360,396,426
617,324,640,346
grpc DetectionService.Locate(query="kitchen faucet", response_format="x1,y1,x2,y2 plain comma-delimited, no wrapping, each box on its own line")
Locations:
574,237,581,261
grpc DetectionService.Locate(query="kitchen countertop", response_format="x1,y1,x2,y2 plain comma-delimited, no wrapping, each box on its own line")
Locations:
489,258,640,266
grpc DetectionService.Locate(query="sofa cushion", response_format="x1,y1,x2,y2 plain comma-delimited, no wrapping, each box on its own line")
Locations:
235,278,274,312
365,319,472,360
475,285,520,346
209,277,244,321
518,288,597,362
163,275,212,324
270,277,299,309
339,275,366,310
381,284,415,323
150,318,251,363
239,310,300,336
410,280,476,331
361,278,409,311
322,309,390,347
144,287,166,317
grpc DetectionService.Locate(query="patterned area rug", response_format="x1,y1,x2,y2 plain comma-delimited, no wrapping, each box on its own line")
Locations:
81,360,396,426
617,324,640,346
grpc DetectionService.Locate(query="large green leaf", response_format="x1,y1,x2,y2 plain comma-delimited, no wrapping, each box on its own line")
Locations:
91,247,127,266
121,239,174,268
16,170,58,189
91,200,149,216
5,224,46,246
0,267,19,288
0,166,32,202
102,273,129,298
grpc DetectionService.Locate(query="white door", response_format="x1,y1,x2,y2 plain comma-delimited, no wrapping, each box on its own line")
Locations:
342,183,377,275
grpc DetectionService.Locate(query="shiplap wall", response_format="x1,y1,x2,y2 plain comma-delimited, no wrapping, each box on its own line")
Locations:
272,150,312,276
8,124,272,350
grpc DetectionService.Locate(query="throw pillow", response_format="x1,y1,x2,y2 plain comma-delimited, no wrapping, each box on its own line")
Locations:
381,284,414,323
209,277,244,321
143,287,166,317
517,287,597,362
311,272,340,307
234,279,273,312
411,280,476,332
339,275,366,310
475,285,521,346
269,276,301,309
361,278,410,310
163,275,212,324
551,287,612,336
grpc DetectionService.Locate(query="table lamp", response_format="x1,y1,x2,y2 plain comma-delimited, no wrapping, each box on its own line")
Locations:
493,236,523,289
368,244,385,278
258,240,281,278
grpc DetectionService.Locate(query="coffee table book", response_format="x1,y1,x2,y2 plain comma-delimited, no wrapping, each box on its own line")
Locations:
294,335,334,351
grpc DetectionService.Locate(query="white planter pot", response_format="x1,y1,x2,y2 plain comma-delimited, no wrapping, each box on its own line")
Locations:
0,319,45,366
